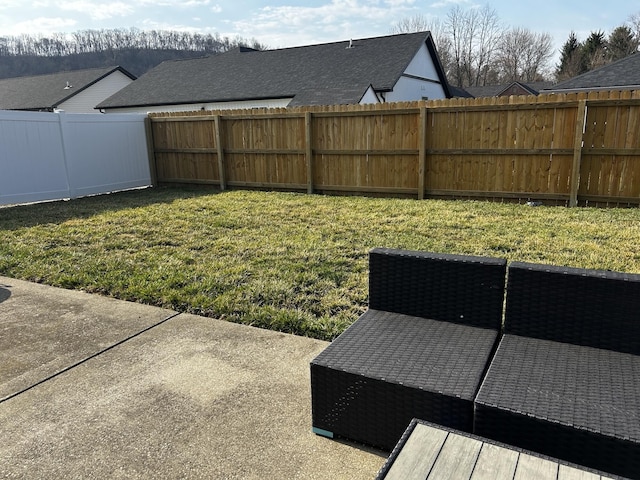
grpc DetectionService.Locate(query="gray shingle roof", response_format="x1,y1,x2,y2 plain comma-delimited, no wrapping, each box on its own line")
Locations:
497,81,553,95
0,66,136,111
546,52,640,92
462,84,506,98
461,81,553,98
98,31,448,109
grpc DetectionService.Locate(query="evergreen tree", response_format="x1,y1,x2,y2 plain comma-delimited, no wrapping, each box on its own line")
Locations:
556,32,586,80
608,26,638,61
583,30,607,69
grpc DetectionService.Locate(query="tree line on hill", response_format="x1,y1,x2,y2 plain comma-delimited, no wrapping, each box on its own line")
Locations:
0,28,266,79
1,8,639,86
392,6,640,87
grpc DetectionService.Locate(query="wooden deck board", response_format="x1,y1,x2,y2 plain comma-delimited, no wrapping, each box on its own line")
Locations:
513,453,558,480
384,424,447,480
428,432,483,479
470,442,518,479
558,464,601,479
379,420,615,480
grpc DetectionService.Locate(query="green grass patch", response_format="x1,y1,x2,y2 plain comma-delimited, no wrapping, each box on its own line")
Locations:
1,187,639,340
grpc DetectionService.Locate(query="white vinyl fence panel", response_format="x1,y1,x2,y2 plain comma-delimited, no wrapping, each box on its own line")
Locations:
0,110,152,206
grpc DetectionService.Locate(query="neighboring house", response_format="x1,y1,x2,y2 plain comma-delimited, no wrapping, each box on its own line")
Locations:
458,81,553,98
544,52,640,94
98,31,451,114
0,66,136,113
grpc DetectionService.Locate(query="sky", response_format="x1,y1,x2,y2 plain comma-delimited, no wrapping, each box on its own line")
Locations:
0,0,637,66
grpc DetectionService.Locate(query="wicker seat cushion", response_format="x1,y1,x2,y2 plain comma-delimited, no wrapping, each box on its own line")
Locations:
475,334,640,478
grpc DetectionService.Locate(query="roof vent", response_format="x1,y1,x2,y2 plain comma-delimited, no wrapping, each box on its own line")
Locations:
346,39,354,49
64,81,73,90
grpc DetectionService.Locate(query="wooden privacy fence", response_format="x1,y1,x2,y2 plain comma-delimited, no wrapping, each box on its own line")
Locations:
149,89,640,207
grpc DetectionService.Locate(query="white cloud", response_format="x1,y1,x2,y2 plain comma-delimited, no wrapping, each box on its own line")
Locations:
136,0,211,7
59,1,134,20
139,18,204,32
184,0,211,6
229,0,417,47
0,0,23,9
428,0,474,9
384,0,416,5
211,4,222,13
3,16,77,35
253,0,403,26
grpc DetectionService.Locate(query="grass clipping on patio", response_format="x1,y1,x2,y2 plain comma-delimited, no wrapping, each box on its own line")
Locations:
1,188,640,341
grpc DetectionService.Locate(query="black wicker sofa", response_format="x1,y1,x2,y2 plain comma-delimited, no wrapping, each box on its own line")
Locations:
311,248,640,479
310,247,507,451
474,261,640,479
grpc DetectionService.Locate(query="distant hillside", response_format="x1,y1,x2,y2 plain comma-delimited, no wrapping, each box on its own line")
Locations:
0,28,266,79
0,49,212,79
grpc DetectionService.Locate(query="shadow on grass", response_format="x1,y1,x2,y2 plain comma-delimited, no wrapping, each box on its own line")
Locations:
0,186,222,230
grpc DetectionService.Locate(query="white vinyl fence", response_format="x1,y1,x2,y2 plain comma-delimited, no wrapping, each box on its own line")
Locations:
0,110,152,206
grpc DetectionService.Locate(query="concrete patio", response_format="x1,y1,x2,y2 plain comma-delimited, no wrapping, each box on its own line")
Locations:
0,276,385,479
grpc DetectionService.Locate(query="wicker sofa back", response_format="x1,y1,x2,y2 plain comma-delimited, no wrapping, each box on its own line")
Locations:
504,261,640,355
369,248,507,330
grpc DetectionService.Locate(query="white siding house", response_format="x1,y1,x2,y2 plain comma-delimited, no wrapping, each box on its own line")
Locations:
0,66,136,113
99,32,451,114
383,42,446,102
58,69,135,113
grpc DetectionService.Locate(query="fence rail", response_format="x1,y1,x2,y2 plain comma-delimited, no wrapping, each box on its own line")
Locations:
149,90,640,207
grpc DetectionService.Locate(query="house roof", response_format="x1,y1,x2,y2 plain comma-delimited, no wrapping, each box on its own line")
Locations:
461,81,553,98
448,85,474,98
546,52,640,93
462,84,506,98
496,81,553,96
98,31,449,109
0,66,136,111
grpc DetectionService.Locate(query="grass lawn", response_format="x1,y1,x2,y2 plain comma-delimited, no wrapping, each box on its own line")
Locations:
1,187,639,340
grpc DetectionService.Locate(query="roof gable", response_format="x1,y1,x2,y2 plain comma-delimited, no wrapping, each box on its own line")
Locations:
461,81,553,98
0,66,136,111
99,31,444,109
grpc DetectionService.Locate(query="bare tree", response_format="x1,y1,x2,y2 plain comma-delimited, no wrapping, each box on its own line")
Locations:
474,5,503,85
496,27,553,82
444,4,504,87
629,11,640,45
0,28,266,58
390,14,431,34
520,31,553,81
446,5,468,87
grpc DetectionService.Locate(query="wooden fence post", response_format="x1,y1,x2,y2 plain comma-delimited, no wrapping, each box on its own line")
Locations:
418,106,427,200
569,100,587,207
214,115,227,191
143,116,158,187
305,111,314,194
